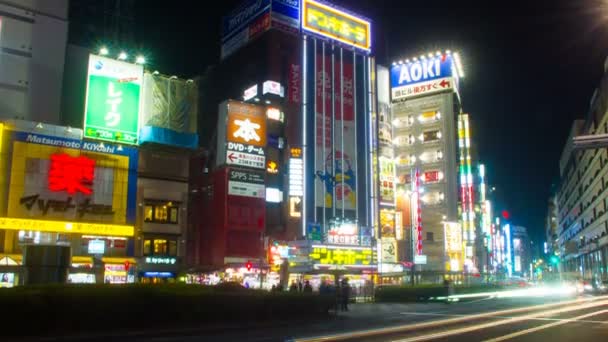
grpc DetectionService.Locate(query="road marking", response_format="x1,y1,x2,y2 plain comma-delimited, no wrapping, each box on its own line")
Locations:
483,309,608,342
390,300,608,342
400,311,608,324
293,296,608,342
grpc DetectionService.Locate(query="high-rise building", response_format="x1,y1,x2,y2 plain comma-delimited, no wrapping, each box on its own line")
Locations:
0,1,69,123
389,52,465,273
188,0,376,289
545,194,558,255
557,60,608,281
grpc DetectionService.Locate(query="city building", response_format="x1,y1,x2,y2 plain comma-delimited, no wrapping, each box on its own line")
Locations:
0,1,69,123
511,225,531,277
187,0,376,289
389,52,465,275
557,61,608,281
545,193,558,255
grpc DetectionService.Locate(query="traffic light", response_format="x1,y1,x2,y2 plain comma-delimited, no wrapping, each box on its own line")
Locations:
246,261,252,271
550,255,560,265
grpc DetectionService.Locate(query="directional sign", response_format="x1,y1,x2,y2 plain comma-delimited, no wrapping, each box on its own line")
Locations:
392,77,453,101
226,151,265,169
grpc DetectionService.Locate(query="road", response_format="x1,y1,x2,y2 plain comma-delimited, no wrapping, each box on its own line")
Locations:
20,293,608,342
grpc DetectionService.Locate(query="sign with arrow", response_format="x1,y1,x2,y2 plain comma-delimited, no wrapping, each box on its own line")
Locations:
226,150,265,169
391,77,453,101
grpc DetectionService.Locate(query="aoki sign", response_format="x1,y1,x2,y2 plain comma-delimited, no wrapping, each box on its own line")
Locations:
390,54,456,100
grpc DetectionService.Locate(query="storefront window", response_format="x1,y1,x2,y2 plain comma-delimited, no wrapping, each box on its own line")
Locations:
144,238,178,257
143,202,179,224
154,239,168,255
169,240,177,256
143,239,151,256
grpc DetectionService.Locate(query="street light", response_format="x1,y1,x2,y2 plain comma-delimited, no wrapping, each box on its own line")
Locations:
99,47,109,56
135,55,146,64
118,52,128,60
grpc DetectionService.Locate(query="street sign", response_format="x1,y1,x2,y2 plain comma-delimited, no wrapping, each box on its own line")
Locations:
228,168,265,199
391,77,453,101
414,255,427,265
226,151,265,169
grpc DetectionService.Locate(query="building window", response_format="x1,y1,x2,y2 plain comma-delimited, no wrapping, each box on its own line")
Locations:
143,201,179,224
426,232,434,241
143,238,177,256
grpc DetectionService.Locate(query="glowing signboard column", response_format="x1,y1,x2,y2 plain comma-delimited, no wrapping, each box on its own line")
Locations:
83,54,143,145
289,147,303,218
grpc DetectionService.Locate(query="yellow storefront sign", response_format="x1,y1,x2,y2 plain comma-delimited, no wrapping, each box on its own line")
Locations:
0,217,134,237
302,0,371,51
309,245,372,266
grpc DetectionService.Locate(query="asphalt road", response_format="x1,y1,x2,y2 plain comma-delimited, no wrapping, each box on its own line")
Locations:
19,293,608,342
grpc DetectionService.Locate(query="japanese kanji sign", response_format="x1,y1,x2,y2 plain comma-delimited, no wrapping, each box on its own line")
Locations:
391,77,453,101
84,54,142,145
48,154,95,195
227,110,266,147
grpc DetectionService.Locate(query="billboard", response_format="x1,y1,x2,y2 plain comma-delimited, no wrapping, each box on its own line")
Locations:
271,0,301,33
139,73,198,149
302,0,371,51
216,100,267,170
379,238,397,263
314,56,356,211
390,54,454,101
227,168,265,199
379,156,396,206
379,209,395,238
221,0,272,60
84,54,143,145
3,131,138,236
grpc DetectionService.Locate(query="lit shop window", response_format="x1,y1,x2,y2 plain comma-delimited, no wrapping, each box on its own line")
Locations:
418,111,441,124
144,202,179,224
421,130,441,143
143,238,178,257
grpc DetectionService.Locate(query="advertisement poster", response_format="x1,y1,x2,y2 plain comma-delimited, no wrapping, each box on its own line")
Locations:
84,55,143,145
314,55,356,211
379,156,396,206
380,238,397,263
380,209,395,238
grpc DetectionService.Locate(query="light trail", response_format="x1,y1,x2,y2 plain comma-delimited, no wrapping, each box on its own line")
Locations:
483,309,608,342
391,300,608,342
293,295,608,342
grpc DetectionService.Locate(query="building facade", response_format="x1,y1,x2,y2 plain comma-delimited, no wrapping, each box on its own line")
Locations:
389,53,464,273
557,62,608,282
0,0,68,123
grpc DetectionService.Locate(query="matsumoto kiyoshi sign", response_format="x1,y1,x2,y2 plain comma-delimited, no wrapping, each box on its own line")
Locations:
84,54,143,145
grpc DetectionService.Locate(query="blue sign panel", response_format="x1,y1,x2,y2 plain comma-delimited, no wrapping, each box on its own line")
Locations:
390,55,454,89
222,0,271,42
272,0,300,22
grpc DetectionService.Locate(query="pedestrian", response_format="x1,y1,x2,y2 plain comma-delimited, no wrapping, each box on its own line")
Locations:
289,281,298,292
298,281,303,292
341,278,351,311
304,280,313,294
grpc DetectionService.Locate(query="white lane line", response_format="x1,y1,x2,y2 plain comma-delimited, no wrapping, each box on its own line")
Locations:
293,296,608,342
390,300,608,342
483,309,608,342
401,311,608,324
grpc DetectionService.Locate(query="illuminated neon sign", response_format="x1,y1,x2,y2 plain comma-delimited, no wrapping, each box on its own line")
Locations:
49,154,96,195
0,217,134,236
309,245,373,266
302,0,371,51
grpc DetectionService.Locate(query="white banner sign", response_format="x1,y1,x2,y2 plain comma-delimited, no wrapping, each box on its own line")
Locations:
228,180,265,199
226,151,265,169
392,77,453,101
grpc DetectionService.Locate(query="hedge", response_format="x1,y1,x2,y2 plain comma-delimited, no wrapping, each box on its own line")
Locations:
0,284,334,337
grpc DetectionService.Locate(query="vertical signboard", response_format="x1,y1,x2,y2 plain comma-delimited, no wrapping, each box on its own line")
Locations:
84,55,143,145
379,156,396,206
314,56,356,211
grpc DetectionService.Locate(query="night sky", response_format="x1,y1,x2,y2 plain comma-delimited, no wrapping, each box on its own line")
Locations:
70,0,608,244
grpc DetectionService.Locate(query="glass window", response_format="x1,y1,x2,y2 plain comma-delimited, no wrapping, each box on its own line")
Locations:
154,239,167,255
426,232,434,241
169,240,178,256
143,202,179,224
169,208,179,224
155,206,168,222
144,206,154,222
143,239,152,256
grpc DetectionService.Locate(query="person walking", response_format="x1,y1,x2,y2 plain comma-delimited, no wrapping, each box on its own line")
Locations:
303,280,313,294
341,278,351,311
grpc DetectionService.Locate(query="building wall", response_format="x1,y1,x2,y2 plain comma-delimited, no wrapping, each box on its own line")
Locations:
0,0,68,124
557,67,608,281
392,92,460,271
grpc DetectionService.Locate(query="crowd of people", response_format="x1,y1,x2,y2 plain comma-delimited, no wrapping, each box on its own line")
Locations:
270,278,352,311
